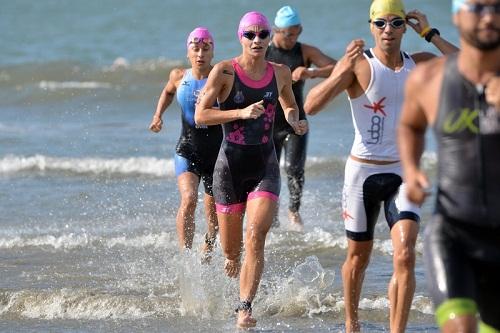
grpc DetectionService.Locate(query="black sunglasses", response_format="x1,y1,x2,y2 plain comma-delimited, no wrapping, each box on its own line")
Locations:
463,3,500,15
371,18,406,29
242,30,271,40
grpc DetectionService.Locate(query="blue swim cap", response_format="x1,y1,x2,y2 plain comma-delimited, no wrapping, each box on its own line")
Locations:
452,0,467,13
274,6,301,28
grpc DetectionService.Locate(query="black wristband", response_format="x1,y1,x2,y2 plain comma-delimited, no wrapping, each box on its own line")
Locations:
425,28,440,43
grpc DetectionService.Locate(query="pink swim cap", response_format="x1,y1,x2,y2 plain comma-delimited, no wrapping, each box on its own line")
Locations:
186,27,214,49
237,11,271,39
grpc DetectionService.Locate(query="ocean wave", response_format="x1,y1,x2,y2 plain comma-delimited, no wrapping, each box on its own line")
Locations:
0,225,425,256
0,231,177,250
0,122,22,133
0,233,91,250
0,155,174,178
0,285,432,321
39,80,113,91
361,294,432,314
0,289,176,320
262,256,433,318
0,252,433,323
267,227,424,256
102,57,184,73
0,58,184,89
304,153,437,176
0,154,350,178
265,293,432,317
421,151,437,170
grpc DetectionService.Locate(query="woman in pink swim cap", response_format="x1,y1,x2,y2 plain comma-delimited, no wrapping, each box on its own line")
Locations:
195,11,308,329
149,27,221,259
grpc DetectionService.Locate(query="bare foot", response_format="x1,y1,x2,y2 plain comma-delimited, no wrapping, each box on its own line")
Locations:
224,258,240,278
200,251,212,265
237,310,257,328
200,233,216,263
288,210,304,232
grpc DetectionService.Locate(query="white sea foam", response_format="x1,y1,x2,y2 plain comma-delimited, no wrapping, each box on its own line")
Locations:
103,57,184,73
0,153,435,179
0,289,162,320
105,232,176,249
261,255,433,317
0,231,177,250
0,233,90,249
0,255,433,321
268,227,424,255
0,154,174,177
421,151,437,170
0,122,23,133
39,80,113,91
359,295,433,314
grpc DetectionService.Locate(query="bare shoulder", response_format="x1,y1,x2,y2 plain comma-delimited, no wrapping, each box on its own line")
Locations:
212,60,234,77
205,60,234,86
270,61,292,77
410,51,437,64
408,56,446,87
354,53,369,70
300,43,318,53
214,59,233,70
351,54,370,85
169,67,185,82
406,56,446,124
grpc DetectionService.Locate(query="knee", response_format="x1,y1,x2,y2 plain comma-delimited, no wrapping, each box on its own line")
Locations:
179,191,197,209
393,247,416,271
344,253,371,272
245,229,267,252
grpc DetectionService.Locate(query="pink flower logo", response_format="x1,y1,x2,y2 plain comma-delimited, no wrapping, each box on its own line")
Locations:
227,126,245,144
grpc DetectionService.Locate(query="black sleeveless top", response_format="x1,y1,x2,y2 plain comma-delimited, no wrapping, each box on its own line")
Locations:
266,42,309,132
434,54,500,226
218,59,278,146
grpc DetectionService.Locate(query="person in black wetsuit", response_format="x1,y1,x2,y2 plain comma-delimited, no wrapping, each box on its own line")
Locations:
399,1,500,332
149,27,222,256
195,11,308,329
265,6,336,229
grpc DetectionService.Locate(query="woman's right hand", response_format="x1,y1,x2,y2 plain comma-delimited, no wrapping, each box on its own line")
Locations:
149,115,163,132
239,100,265,119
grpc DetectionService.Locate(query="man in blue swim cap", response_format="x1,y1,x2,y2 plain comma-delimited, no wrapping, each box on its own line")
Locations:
266,5,336,231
